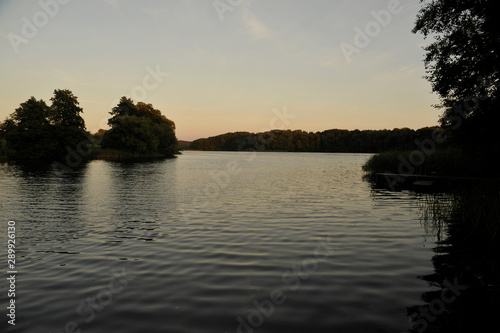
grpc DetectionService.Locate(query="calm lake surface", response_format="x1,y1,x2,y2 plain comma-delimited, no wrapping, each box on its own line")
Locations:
0,151,438,333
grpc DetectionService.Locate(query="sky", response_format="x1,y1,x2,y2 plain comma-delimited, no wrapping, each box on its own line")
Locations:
0,0,440,141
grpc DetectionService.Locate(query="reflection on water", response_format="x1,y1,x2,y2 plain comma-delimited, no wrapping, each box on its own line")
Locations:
400,192,500,333
1,152,483,332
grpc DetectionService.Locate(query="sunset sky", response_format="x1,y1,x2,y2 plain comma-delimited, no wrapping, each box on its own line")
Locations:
0,0,439,141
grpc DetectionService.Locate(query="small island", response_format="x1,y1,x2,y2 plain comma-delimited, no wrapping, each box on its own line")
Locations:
0,90,179,164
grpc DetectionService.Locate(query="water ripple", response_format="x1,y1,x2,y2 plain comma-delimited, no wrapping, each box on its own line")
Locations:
0,153,433,333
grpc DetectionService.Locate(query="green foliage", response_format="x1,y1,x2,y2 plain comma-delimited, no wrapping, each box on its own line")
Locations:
413,0,499,148
177,140,192,150
108,96,138,126
415,189,500,332
91,129,107,143
2,97,53,158
450,187,500,251
49,89,87,154
362,148,499,178
0,139,7,158
102,98,177,157
362,151,407,174
0,90,87,160
50,89,85,129
189,127,441,153
136,102,176,130
418,187,500,281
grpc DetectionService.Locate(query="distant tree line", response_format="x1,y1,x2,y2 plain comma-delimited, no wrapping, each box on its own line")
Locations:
189,127,443,153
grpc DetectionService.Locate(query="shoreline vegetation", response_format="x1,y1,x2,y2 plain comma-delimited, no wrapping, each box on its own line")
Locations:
187,127,442,153
1,126,444,161
0,145,178,164
0,92,179,163
413,188,500,332
401,4,500,325
362,148,500,178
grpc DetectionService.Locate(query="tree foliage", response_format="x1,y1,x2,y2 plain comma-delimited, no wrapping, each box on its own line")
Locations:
108,96,139,126
412,0,499,147
102,97,178,157
189,128,441,153
49,89,87,153
0,90,87,159
50,89,86,128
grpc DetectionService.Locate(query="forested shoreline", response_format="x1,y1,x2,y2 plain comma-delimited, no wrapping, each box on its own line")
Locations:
188,127,443,153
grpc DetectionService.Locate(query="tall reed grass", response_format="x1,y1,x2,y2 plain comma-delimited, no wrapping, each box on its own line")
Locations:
363,148,498,177
418,187,500,281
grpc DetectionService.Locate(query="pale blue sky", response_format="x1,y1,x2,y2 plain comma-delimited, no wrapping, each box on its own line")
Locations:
0,0,438,140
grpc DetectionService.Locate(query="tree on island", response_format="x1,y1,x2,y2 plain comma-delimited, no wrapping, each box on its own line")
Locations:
0,89,87,159
102,97,178,157
49,89,88,156
413,0,499,149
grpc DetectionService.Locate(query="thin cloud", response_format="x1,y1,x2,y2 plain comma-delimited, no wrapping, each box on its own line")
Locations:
241,8,276,40
50,68,80,85
370,64,419,82
315,46,348,69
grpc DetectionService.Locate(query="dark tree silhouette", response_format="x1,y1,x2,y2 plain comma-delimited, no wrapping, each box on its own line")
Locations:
108,96,138,126
1,97,55,159
412,0,499,148
1,90,87,159
189,128,440,153
102,98,178,157
49,89,87,154
50,89,85,129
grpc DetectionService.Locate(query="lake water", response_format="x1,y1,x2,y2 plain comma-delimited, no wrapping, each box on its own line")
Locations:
0,151,438,333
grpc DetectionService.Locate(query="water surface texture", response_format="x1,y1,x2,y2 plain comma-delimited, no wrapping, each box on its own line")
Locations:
0,152,435,333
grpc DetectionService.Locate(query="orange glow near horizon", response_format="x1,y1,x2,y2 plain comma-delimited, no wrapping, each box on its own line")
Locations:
0,0,439,142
